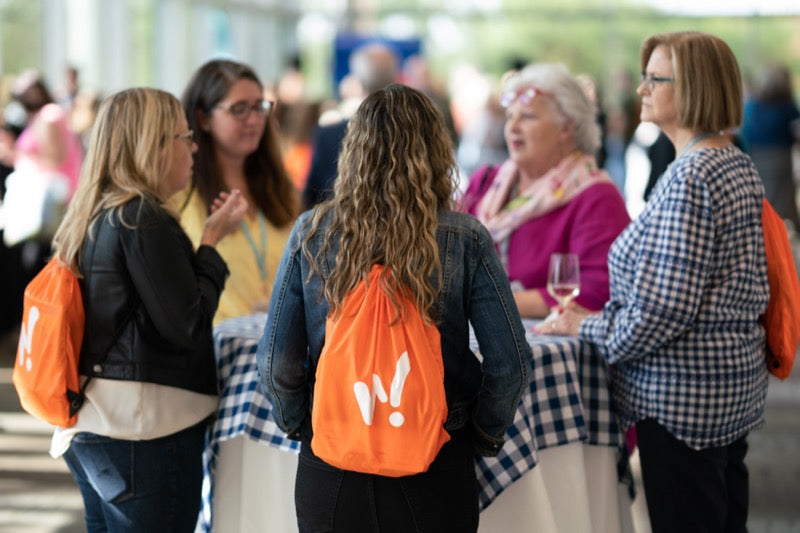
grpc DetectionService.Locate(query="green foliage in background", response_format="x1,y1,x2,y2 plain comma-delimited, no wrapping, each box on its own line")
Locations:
0,0,42,75
417,4,800,103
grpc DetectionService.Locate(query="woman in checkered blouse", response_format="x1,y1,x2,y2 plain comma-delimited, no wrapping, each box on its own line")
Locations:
547,32,770,532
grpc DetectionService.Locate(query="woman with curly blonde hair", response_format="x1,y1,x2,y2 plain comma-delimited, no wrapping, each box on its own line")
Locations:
258,84,529,532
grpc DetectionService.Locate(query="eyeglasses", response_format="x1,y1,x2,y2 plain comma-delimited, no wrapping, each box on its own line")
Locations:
174,131,195,147
640,72,674,92
216,99,274,120
499,86,550,108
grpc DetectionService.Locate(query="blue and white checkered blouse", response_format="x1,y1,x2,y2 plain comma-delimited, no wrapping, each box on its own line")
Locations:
580,145,770,449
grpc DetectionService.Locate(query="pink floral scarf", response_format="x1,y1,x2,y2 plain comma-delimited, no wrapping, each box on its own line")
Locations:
475,152,612,243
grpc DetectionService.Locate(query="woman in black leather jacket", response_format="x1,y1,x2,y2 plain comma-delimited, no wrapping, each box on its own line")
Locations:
49,88,247,532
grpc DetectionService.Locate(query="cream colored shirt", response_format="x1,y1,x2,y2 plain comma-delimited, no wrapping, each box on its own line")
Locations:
50,378,218,458
175,190,292,324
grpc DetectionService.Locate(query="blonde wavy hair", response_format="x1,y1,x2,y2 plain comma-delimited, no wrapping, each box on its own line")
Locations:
303,84,457,324
52,88,184,275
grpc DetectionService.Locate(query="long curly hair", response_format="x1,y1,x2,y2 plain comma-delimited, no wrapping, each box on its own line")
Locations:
52,88,183,275
303,84,457,324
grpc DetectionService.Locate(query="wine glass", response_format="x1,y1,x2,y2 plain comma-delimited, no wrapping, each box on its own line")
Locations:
547,253,580,311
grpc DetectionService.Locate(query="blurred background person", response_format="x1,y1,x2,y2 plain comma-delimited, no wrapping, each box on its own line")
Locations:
742,63,800,232
575,72,608,171
0,101,25,188
302,41,399,209
0,101,28,337
623,122,675,218
459,62,630,318
258,84,528,533
10,69,83,199
274,54,321,192
276,100,320,192
57,66,80,114
598,70,642,197
50,87,247,533
2,71,84,284
642,130,675,201
402,54,458,146
178,59,299,323
548,31,770,533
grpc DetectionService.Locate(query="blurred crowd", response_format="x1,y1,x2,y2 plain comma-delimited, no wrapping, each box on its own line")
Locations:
1,46,798,337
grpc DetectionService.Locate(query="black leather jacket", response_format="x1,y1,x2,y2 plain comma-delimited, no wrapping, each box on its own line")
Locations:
78,196,228,395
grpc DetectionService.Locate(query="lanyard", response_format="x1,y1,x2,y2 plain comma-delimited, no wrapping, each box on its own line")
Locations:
680,131,721,156
240,211,268,280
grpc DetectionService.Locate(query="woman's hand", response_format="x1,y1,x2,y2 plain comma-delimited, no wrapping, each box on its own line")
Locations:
534,302,595,336
200,189,248,247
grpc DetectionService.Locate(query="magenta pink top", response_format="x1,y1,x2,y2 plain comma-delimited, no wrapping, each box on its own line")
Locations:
461,163,631,311
15,103,83,198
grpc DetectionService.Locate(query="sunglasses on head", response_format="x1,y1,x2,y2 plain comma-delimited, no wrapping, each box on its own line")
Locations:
499,86,550,108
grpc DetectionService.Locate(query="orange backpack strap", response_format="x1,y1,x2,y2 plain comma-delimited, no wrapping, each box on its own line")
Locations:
761,198,800,379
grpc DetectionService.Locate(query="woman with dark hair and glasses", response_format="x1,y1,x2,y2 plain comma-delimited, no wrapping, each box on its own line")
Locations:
178,59,299,322
547,32,770,532
459,63,630,318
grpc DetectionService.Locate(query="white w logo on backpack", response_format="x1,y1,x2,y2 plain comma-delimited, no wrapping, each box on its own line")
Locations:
18,306,40,372
353,352,410,427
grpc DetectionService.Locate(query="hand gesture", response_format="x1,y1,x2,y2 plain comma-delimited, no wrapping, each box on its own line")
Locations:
200,189,248,247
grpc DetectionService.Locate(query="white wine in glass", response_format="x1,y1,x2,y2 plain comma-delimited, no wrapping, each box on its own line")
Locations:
547,253,581,310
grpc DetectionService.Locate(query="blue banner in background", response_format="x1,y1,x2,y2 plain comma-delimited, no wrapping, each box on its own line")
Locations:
332,34,421,98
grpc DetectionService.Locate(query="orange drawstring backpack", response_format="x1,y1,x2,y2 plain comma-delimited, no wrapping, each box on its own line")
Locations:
761,198,800,380
311,265,450,477
13,258,86,427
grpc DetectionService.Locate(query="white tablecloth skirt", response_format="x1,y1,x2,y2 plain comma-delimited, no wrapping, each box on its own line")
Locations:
211,438,636,533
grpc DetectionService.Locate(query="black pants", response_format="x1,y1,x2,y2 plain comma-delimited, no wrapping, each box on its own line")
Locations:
294,428,478,533
636,419,749,533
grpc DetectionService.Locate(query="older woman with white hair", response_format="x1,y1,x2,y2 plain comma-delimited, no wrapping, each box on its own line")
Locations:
460,63,630,318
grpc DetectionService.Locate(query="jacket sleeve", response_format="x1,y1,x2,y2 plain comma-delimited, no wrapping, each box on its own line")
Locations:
256,219,309,438
121,200,228,350
580,168,713,363
469,224,531,456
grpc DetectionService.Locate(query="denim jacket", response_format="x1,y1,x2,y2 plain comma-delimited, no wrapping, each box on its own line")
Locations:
256,209,530,456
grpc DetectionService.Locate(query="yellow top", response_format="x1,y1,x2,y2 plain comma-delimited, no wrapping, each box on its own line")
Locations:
173,189,293,324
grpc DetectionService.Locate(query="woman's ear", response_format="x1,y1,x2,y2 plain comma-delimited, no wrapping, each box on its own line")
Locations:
560,119,576,144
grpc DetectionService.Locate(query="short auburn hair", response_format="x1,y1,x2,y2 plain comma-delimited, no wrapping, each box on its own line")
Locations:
641,31,743,131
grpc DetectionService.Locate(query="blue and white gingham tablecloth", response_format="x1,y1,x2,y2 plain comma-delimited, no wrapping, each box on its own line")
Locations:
198,313,625,531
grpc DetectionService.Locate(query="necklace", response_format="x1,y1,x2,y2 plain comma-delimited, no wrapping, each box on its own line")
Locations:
681,131,720,156
240,211,268,280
